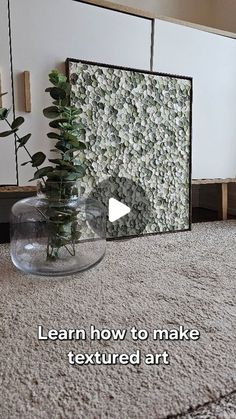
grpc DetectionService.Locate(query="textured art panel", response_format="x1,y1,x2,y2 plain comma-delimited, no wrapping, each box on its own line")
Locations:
67,59,192,238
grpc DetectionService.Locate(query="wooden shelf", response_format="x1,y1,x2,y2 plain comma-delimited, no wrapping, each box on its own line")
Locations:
80,0,236,39
0,186,36,199
192,178,236,184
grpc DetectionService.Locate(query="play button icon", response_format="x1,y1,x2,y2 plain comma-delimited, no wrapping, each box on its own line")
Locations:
109,198,130,222
88,175,152,239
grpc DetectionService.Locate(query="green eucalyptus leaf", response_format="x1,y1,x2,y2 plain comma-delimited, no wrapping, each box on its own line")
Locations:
31,151,46,167
43,106,60,119
58,74,67,84
49,70,67,86
58,81,70,92
47,132,62,139
45,87,54,93
49,118,68,129
48,87,66,101
48,70,60,86
17,133,31,148
64,133,78,142
64,172,79,181
0,108,10,120
73,165,86,177
0,130,15,137
50,148,60,153
60,123,73,131
47,169,69,179
48,158,62,165
21,160,31,166
54,140,67,152
48,158,72,168
60,98,70,107
11,116,24,129
30,166,54,180
64,148,78,155
67,137,86,149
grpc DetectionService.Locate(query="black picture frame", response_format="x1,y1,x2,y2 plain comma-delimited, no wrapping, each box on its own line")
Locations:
66,58,193,240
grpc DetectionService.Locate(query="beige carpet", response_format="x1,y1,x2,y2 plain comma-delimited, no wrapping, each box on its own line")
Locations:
0,221,235,418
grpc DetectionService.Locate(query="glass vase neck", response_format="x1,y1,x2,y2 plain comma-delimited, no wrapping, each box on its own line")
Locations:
37,180,80,200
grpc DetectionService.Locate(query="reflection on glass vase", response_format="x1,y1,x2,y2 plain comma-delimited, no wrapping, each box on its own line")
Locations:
10,181,106,276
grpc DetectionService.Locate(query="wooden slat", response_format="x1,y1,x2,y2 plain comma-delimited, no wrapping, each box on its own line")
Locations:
158,16,236,40
192,178,236,185
79,0,236,39
79,0,153,18
0,186,36,193
218,183,228,220
23,71,31,113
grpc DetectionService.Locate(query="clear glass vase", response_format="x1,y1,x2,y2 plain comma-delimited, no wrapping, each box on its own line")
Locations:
10,181,106,276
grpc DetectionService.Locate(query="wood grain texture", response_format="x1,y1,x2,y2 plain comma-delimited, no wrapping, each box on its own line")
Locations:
192,178,236,184
79,0,236,38
79,0,153,18
23,71,31,112
0,186,36,193
218,183,228,220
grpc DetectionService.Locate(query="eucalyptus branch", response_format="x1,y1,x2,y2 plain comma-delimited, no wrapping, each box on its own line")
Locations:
0,69,87,262
5,119,32,160
0,99,46,180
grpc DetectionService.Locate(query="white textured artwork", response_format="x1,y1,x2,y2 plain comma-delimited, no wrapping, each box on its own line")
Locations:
67,59,192,238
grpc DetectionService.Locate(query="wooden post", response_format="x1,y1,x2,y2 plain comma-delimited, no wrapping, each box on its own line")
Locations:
23,71,31,112
218,183,228,220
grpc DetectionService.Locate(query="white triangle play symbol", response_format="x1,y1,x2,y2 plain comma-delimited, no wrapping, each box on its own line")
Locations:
109,198,131,222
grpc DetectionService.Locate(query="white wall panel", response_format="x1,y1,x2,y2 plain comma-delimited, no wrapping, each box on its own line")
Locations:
153,19,236,179
0,0,17,185
10,0,152,185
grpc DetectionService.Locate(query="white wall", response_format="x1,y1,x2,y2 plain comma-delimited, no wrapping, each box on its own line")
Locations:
153,19,236,179
10,0,151,185
0,0,17,185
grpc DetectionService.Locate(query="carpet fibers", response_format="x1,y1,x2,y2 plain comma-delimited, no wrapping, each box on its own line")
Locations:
0,221,235,418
